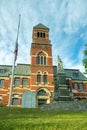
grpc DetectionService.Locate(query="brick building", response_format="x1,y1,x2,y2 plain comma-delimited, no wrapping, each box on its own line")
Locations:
53,56,87,101
0,23,87,108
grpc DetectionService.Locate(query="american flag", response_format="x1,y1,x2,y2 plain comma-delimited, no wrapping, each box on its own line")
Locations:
14,14,21,62
14,41,18,61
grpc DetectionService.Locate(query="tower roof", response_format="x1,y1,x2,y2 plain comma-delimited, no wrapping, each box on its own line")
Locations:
33,23,49,30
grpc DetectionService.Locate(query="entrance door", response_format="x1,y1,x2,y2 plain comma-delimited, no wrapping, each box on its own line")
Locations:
38,99,47,107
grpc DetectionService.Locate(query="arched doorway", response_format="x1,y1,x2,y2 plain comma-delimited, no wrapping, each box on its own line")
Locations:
36,88,51,107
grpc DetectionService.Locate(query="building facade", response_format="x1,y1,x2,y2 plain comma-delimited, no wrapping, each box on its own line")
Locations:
0,23,87,108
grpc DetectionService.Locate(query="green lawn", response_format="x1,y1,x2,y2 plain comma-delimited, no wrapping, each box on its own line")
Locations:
0,107,87,130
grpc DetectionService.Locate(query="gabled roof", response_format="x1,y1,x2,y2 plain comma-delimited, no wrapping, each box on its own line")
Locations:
33,23,49,30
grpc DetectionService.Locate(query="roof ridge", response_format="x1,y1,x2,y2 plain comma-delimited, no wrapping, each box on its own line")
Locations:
33,23,49,30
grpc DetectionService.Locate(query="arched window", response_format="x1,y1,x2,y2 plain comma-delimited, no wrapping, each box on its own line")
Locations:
37,32,39,37
37,90,47,96
37,55,46,65
37,55,40,65
43,72,47,84
37,72,41,83
43,33,45,38
37,32,45,38
41,56,43,65
40,32,42,37
44,56,46,65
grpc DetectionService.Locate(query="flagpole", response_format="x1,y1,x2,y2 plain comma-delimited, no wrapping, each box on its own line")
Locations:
7,15,21,107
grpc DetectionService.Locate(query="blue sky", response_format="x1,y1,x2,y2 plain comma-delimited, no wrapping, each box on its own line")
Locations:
0,0,87,73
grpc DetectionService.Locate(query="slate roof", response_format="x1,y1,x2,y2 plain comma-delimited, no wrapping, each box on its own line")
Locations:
0,65,12,77
64,69,87,80
0,64,86,80
14,64,30,76
53,66,87,81
33,23,49,30
0,64,30,77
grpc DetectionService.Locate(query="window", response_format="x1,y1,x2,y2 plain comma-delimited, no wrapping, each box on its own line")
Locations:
0,79,4,88
14,78,20,86
37,55,46,65
43,32,45,38
79,83,84,90
37,32,39,37
37,72,41,83
12,94,19,105
74,83,78,90
37,90,47,96
37,32,45,38
73,71,79,77
44,56,46,65
12,98,18,105
41,56,43,65
43,72,47,84
37,55,40,65
22,78,28,87
0,95,2,104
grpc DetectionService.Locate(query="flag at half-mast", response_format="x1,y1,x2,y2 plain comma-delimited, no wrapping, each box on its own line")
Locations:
14,14,21,61
14,40,18,61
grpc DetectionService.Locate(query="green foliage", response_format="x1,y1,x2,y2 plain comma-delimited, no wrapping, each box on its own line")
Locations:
83,44,87,73
0,107,87,130
0,103,4,107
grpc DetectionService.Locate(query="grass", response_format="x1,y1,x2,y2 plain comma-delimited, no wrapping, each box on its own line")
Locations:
0,107,87,130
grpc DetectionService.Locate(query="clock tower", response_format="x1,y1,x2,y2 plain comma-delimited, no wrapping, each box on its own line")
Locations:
30,23,54,106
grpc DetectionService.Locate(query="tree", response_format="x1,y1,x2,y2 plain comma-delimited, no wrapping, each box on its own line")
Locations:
83,44,87,73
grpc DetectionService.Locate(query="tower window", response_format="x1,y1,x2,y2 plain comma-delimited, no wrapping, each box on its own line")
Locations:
43,33,45,38
41,56,43,65
43,72,47,84
44,56,46,65
37,72,41,83
37,55,46,65
37,32,45,38
37,55,40,65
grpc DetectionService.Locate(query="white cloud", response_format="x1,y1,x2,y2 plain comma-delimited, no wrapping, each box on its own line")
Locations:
0,0,87,73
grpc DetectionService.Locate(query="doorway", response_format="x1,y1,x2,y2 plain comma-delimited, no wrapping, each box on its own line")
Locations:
36,88,51,107
38,99,47,107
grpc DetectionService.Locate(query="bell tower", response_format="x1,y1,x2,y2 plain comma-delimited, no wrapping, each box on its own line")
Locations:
30,23,54,105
